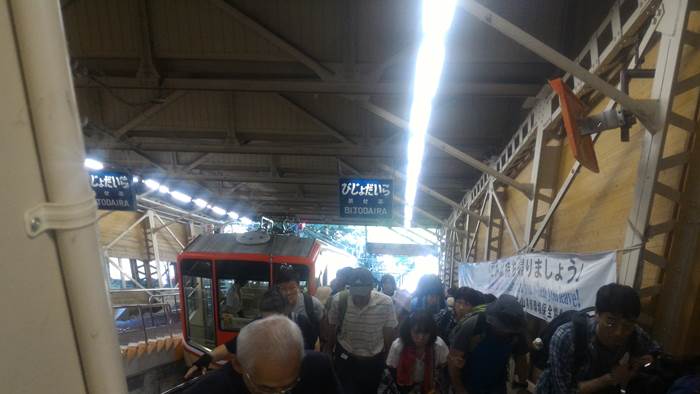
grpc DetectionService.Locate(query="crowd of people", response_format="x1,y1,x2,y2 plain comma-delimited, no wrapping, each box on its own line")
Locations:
182,267,697,394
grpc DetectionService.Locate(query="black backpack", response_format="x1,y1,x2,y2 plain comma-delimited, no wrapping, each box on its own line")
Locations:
299,293,320,349
531,307,595,373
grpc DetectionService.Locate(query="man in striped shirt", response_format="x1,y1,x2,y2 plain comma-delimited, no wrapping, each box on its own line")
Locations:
325,267,398,394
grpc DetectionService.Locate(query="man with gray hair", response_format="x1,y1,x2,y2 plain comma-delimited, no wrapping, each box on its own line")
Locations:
185,315,341,393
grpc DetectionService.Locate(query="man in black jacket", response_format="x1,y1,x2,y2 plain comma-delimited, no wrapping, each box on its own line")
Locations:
185,315,342,394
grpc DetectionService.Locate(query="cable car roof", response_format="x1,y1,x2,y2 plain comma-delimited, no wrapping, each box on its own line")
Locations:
183,233,317,258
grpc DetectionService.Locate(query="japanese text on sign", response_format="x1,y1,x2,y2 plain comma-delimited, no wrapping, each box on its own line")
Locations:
339,178,392,220
458,251,616,321
89,171,135,210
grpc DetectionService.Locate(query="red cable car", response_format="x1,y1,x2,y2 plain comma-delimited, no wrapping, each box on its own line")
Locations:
176,232,322,364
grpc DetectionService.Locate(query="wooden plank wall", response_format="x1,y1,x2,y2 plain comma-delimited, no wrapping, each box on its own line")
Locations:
98,211,148,261
461,12,700,352
97,210,188,262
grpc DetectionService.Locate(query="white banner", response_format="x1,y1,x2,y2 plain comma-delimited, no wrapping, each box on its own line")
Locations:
458,251,616,321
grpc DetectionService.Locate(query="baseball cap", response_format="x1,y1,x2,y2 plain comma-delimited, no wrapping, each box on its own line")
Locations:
348,268,374,296
486,294,526,333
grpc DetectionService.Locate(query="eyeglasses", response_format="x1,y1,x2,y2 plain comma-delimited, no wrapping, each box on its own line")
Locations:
243,372,300,394
603,316,635,332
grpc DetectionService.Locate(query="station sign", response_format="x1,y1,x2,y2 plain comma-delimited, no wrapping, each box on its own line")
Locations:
338,178,392,220
89,170,136,211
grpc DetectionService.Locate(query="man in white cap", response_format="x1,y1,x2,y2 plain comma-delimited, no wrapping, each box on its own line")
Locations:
324,267,398,394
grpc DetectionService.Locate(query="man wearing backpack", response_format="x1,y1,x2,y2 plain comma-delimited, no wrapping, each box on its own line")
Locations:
536,283,660,394
324,267,398,394
446,287,487,346
448,294,530,394
276,267,324,350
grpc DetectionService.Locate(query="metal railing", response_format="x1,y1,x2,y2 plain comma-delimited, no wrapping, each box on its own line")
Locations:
112,302,181,345
110,287,181,312
148,292,180,308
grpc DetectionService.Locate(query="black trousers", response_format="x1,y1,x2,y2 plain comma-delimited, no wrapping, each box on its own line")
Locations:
334,343,385,394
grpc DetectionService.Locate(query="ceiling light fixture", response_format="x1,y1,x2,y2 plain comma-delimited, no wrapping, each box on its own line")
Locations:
84,158,104,170
227,211,239,220
403,0,456,227
144,179,160,190
158,185,170,194
211,206,226,216
171,191,192,203
193,198,208,208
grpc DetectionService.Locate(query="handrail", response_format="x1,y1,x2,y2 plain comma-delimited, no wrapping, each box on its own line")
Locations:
148,293,180,305
110,287,179,293
160,375,203,394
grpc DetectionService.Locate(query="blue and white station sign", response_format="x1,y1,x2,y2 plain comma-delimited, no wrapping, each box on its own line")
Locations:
89,171,136,211
338,178,392,220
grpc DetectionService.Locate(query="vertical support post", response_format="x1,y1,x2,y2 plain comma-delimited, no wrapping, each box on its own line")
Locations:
466,197,488,261
147,210,162,288
620,0,690,288
461,212,471,261
524,127,545,247
120,258,127,289
483,191,494,261
102,253,111,291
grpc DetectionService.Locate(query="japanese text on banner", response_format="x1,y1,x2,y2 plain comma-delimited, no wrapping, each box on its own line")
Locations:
458,251,616,321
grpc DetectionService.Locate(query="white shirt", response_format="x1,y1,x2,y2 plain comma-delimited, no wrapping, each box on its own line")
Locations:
328,290,398,357
386,337,449,382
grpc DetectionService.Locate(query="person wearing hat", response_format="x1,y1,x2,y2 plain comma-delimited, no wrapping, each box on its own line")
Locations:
324,267,399,394
448,294,529,394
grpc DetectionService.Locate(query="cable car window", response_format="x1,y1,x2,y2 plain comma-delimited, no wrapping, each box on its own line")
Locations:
272,263,311,290
181,260,215,350
216,261,270,331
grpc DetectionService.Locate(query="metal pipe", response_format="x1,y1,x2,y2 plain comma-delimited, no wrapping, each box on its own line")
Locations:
9,2,127,393
138,306,148,342
166,304,174,338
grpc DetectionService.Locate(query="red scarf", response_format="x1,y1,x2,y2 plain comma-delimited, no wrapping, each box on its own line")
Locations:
396,343,434,393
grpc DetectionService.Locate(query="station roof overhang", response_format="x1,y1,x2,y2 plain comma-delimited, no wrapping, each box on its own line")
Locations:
65,0,616,226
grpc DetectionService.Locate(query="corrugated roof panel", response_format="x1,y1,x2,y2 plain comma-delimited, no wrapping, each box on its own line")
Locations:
149,0,290,61
235,93,323,134
236,0,343,63
63,0,140,58
142,91,227,131
98,89,167,129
